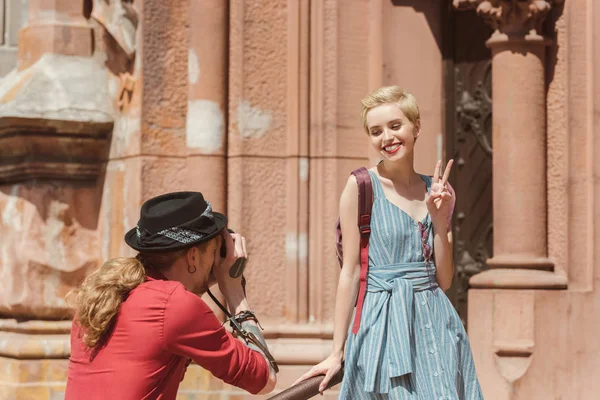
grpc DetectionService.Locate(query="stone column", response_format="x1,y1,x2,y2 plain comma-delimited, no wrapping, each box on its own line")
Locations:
185,0,228,210
453,0,567,289
452,1,567,397
179,1,230,389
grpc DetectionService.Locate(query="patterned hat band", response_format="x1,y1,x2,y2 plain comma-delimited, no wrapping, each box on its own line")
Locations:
136,202,215,245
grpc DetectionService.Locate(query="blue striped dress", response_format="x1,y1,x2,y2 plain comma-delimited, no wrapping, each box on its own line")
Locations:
338,171,483,400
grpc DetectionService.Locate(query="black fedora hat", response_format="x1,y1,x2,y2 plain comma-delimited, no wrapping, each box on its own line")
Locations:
124,191,227,253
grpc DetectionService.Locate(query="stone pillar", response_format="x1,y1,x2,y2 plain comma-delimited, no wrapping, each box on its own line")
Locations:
0,0,113,398
185,0,228,210
177,1,230,390
452,1,567,398
185,0,228,284
453,0,567,289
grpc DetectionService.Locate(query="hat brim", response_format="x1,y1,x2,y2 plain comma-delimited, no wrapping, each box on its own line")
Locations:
124,212,228,253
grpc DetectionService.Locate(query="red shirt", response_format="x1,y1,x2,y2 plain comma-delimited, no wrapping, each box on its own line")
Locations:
65,276,269,399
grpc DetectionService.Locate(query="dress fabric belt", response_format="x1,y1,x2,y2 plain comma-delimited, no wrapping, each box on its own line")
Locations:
357,261,438,394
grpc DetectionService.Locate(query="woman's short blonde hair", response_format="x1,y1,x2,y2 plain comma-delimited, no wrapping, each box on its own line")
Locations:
360,86,420,135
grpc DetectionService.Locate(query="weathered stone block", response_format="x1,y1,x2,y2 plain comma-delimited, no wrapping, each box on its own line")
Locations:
0,183,101,319
0,53,114,184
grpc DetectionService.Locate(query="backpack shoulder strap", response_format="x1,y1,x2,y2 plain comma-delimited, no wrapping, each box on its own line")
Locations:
351,167,374,231
350,167,373,334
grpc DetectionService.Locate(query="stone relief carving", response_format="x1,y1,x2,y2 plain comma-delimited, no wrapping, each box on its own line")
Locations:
456,62,493,156
92,0,139,110
92,0,138,59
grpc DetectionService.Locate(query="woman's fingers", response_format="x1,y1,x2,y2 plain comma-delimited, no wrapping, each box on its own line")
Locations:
427,192,441,205
319,369,336,393
292,366,322,386
433,160,441,182
441,159,454,186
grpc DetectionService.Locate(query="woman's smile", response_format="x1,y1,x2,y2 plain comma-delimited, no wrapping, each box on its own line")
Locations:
383,142,403,155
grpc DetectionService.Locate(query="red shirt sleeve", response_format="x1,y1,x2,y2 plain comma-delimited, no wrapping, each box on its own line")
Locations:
162,285,269,395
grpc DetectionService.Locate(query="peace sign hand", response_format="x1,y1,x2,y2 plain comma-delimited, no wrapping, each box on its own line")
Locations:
426,159,455,231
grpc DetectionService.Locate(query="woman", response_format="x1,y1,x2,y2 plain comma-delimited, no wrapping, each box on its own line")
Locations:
295,86,483,399
65,191,277,399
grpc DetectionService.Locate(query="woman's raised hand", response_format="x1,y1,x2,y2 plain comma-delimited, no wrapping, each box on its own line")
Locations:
427,159,455,231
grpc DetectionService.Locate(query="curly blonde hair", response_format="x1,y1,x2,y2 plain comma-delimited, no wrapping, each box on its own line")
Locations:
360,86,420,135
67,249,192,349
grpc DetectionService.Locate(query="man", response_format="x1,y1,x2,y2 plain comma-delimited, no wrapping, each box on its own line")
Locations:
65,191,277,399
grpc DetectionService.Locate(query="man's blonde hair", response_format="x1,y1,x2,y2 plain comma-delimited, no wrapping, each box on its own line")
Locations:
360,86,420,135
67,241,212,349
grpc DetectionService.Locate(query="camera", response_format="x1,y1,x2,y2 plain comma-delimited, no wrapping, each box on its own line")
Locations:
220,229,248,278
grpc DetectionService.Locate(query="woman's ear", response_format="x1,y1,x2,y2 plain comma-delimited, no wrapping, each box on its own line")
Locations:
413,120,422,140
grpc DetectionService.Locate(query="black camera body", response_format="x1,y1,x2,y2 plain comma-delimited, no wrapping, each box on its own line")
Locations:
221,229,247,278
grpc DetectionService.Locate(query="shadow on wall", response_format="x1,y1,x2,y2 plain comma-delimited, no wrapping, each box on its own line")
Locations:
545,1,565,94
390,0,445,53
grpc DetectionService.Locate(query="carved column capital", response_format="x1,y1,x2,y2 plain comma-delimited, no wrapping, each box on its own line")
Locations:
453,0,563,43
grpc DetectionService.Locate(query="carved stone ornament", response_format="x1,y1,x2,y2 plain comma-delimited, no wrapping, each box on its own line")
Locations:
453,0,563,39
92,0,139,59
92,0,139,111
455,63,493,157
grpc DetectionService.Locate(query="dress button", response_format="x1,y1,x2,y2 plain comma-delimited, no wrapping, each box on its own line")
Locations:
429,348,436,354
433,372,439,377
425,323,431,329
421,300,426,306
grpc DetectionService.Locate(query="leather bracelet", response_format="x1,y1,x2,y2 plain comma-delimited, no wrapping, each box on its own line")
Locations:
232,310,262,328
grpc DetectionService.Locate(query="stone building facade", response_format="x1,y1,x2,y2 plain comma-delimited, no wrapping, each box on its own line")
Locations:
0,1,598,399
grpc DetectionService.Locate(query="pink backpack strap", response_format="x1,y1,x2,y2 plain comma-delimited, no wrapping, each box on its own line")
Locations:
350,167,373,334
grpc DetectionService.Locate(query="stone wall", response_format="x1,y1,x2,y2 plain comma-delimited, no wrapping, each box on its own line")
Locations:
4,1,598,399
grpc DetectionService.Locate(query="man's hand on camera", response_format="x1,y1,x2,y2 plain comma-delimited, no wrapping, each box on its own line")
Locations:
213,230,248,314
